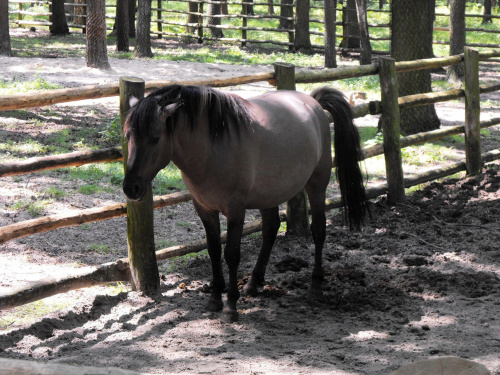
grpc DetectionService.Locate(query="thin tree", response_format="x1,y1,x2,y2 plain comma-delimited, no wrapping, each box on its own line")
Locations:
447,0,466,83
294,0,312,53
207,1,224,38
128,0,136,37
354,0,371,64
50,0,70,34
116,0,130,51
339,0,360,50
279,0,293,30
86,0,111,69
324,0,337,68
391,0,440,135
0,0,11,56
186,1,198,34
134,0,153,57
483,0,493,24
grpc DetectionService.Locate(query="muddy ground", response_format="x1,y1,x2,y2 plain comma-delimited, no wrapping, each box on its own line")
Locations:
1,32,500,374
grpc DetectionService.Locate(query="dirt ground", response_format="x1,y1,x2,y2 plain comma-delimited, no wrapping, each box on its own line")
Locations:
1,39,500,374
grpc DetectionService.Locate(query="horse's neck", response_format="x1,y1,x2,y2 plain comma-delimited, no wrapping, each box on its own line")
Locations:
170,114,212,179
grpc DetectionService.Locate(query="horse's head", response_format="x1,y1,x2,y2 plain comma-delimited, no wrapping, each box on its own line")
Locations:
122,95,182,201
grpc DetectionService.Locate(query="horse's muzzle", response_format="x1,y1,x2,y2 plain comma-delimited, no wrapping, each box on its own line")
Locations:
122,178,146,201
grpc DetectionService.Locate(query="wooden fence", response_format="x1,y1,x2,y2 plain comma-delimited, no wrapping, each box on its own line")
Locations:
1,48,500,309
7,1,500,52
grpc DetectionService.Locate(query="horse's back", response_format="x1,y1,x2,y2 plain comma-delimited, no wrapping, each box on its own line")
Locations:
242,90,332,208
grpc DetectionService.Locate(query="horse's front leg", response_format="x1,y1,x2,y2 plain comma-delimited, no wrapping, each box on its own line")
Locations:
221,212,245,323
193,200,225,313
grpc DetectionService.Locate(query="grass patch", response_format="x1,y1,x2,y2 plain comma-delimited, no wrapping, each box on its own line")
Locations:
0,300,68,330
0,77,62,95
86,244,113,254
44,187,66,199
159,249,209,273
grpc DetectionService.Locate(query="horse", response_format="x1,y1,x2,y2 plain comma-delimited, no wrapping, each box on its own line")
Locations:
122,84,368,322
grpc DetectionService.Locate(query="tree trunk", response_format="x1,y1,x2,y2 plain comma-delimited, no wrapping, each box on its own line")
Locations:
221,0,228,15
268,0,274,15
186,1,198,33
134,0,153,57
324,0,337,68
116,0,130,51
354,0,371,64
73,0,87,29
294,0,312,53
279,0,293,29
0,0,11,56
447,0,466,83
483,0,493,23
128,0,136,37
50,0,70,34
340,0,360,49
207,2,224,38
86,0,111,69
391,0,440,135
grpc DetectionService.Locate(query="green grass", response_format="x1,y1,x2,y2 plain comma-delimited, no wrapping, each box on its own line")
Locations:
10,199,51,217
86,243,114,254
159,249,209,273
44,187,66,199
0,300,69,330
0,77,62,95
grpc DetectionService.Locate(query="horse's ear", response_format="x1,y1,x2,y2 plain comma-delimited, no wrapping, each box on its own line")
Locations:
158,102,182,123
129,95,139,108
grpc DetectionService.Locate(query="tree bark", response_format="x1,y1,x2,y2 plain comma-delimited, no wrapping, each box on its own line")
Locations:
128,0,136,37
279,0,293,29
324,0,337,68
186,1,198,33
447,0,466,83
116,0,130,51
73,0,87,29
340,0,360,49
483,0,493,24
50,0,70,34
390,0,440,135
134,0,153,57
207,2,224,38
0,0,12,56
86,0,111,69
354,0,371,64
294,0,312,53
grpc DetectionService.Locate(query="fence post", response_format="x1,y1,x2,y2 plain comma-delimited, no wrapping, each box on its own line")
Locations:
157,0,162,39
379,57,406,204
464,47,482,175
241,2,247,47
198,1,204,43
119,77,160,295
274,62,309,236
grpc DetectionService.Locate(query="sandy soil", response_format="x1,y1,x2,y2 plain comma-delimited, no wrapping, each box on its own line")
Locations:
0,51,500,374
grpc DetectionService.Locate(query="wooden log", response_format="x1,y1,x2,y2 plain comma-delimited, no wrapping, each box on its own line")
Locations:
274,63,310,237
379,57,406,204
464,47,482,175
295,64,379,83
120,77,160,295
0,191,192,245
0,73,274,112
398,89,464,110
0,358,152,375
395,55,464,73
0,146,122,177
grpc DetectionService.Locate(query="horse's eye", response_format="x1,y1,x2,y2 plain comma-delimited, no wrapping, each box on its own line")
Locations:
150,137,160,146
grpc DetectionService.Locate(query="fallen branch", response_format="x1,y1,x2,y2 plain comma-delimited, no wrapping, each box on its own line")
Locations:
433,216,500,237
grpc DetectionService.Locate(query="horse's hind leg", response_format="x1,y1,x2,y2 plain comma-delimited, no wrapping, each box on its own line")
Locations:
242,206,280,297
305,178,328,299
193,200,225,313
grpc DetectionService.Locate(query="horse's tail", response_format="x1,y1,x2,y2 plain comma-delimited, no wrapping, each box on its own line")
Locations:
311,86,368,230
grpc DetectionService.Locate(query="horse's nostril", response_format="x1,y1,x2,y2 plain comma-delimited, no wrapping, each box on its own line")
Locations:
123,179,143,200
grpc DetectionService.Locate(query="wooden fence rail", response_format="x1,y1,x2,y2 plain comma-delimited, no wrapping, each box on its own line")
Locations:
1,50,500,309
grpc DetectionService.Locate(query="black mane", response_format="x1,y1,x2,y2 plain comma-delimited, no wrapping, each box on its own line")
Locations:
126,85,253,141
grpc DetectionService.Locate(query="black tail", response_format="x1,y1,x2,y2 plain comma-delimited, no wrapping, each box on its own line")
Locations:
311,86,368,230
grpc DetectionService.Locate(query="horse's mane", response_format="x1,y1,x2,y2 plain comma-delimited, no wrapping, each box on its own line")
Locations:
126,85,253,141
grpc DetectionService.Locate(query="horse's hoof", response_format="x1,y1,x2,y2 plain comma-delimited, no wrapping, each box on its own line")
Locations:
220,308,239,323
205,297,223,312
242,283,259,297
